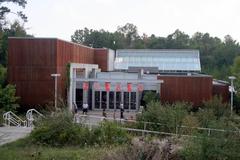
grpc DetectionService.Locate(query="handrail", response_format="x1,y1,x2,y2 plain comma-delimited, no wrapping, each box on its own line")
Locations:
76,114,240,136
3,111,27,127
26,109,44,127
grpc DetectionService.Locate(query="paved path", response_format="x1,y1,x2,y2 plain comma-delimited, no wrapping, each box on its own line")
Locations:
81,110,139,120
0,127,32,146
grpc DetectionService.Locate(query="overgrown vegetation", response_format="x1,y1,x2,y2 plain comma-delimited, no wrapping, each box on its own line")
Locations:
181,134,240,160
0,138,113,160
0,84,19,112
135,97,240,159
143,91,160,105
30,111,129,147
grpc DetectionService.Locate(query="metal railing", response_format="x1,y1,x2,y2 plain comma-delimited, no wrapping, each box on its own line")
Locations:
75,115,240,137
26,109,44,127
3,111,27,127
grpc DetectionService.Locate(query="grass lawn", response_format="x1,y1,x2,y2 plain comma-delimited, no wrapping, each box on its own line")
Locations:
0,138,118,160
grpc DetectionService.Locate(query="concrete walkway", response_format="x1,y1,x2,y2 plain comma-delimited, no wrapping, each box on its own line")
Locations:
0,127,32,146
82,110,139,120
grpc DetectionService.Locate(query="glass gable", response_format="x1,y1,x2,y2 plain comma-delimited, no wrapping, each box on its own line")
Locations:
114,49,201,72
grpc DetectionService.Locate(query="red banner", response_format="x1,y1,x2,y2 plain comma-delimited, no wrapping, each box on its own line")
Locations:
93,82,100,90
105,82,111,92
127,83,132,92
115,83,121,92
137,83,144,92
83,82,89,90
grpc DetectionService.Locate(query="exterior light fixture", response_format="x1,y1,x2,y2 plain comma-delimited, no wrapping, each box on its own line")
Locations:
51,73,61,110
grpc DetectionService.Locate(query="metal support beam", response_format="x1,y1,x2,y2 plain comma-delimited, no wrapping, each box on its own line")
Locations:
107,91,109,110
75,78,163,84
92,85,95,110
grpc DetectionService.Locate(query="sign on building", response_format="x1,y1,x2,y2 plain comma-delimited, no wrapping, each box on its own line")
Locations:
83,82,89,90
105,82,111,92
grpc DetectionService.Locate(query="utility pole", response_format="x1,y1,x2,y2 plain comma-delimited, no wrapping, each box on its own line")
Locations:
51,74,61,110
229,76,236,116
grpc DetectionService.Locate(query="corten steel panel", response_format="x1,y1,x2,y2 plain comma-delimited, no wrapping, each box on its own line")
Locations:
213,84,229,103
8,38,108,107
8,38,57,107
94,49,108,72
56,39,95,101
158,75,213,106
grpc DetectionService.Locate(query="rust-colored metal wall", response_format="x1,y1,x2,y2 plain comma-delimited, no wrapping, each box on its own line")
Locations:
8,38,95,107
9,37,225,108
94,48,108,72
158,75,213,106
8,38,57,107
213,83,229,103
56,39,95,100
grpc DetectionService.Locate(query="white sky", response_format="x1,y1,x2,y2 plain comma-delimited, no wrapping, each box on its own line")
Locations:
6,0,240,42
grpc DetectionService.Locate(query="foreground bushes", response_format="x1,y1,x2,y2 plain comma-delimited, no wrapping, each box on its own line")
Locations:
136,98,240,160
181,134,240,160
136,101,189,133
30,111,129,147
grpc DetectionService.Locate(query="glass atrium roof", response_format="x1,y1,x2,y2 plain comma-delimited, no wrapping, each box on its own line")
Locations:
114,49,201,72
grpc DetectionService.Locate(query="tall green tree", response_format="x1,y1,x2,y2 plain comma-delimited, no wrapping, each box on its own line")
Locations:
0,0,27,29
117,23,140,48
0,84,19,111
0,64,6,86
0,21,31,66
71,23,240,80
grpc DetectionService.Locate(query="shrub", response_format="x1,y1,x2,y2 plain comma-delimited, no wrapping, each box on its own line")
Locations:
203,96,230,119
181,115,200,135
92,121,129,145
137,101,189,133
195,108,216,128
0,84,19,112
143,91,160,105
30,111,129,147
181,134,240,160
0,65,6,86
30,111,87,147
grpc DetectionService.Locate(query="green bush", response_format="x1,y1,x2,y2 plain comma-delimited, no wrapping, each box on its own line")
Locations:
137,101,189,133
92,121,129,145
0,84,19,112
30,111,129,147
30,111,86,146
181,134,240,160
0,65,6,86
143,91,160,105
203,96,230,119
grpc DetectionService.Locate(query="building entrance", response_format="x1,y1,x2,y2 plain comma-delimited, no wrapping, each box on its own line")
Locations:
92,90,138,111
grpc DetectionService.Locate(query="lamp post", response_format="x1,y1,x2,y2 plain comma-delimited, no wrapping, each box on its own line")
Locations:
229,76,236,116
51,73,61,110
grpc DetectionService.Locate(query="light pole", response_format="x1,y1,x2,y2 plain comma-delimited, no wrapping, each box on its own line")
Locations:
229,76,236,116
51,73,61,110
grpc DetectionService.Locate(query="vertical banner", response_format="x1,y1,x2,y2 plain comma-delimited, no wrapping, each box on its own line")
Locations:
137,83,144,92
93,82,101,90
83,82,89,90
105,82,111,92
127,83,132,92
115,83,121,92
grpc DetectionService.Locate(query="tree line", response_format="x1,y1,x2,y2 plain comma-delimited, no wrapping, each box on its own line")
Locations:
1,0,240,111
71,23,240,80
0,0,30,111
